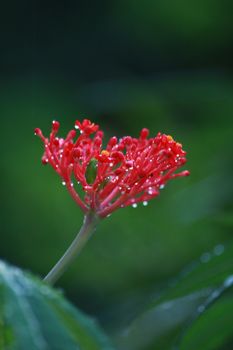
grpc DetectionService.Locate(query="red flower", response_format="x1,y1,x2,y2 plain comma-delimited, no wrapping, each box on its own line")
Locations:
35,119,189,218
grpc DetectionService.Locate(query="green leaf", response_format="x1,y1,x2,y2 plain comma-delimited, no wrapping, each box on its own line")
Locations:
115,291,210,350
150,241,233,308
180,293,233,350
115,241,233,350
0,261,114,350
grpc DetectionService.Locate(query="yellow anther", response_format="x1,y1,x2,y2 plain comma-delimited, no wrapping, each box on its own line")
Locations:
101,150,110,156
167,135,174,141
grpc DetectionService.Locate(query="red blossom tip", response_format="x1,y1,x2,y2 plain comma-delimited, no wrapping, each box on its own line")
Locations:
122,136,133,146
75,119,99,135
73,147,82,159
34,128,41,135
108,136,118,148
140,128,149,139
52,120,60,132
34,128,45,141
181,170,190,176
41,155,49,165
94,135,103,147
67,130,76,139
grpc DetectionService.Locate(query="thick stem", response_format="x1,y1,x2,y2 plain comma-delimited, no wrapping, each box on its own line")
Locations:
44,211,98,285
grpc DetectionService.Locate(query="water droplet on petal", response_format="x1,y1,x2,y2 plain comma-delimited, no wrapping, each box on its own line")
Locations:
132,203,137,208
160,184,165,189
148,187,153,195
62,181,66,186
143,201,148,206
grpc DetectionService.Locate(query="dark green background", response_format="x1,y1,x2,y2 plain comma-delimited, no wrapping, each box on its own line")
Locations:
1,0,233,339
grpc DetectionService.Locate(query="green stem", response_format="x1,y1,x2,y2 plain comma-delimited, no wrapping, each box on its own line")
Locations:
44,211,98,285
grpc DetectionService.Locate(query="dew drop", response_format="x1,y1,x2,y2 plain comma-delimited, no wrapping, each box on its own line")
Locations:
200,252,211,263
224,275,233,288
109,163,114,167
210,290,221,299
62,181,66,186
148,187,153,195
197,305,205,313
55,165,58,169
111,176,118,183
132,203,137,208
160,184,165,189
213,244,224,256
143,201,148,206
71,182,74,187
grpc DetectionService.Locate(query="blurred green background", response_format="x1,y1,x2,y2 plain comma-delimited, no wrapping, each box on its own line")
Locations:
1,0,233,344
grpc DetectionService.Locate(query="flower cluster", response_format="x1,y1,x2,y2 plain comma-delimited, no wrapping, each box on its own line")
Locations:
35,119,189,218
